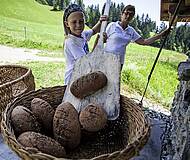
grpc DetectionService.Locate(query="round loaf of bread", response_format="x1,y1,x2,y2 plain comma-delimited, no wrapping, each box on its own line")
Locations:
79,103,107,132
31,98,55,132
53,102,81,149
11,105,41,136
70,71,107,99
17,131,66,157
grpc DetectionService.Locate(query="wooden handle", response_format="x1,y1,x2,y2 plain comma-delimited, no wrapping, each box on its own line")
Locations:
97,0,111,49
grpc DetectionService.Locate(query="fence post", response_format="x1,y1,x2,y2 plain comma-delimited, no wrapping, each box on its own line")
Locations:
24,26,27,40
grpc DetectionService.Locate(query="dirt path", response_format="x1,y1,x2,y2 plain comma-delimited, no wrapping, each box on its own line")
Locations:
0,45,65,63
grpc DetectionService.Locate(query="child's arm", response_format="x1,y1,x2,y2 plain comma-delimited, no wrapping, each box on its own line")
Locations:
91,33,107,52
92,15,108,35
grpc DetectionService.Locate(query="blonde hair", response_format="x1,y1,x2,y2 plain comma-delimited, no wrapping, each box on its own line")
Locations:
63,4,84,36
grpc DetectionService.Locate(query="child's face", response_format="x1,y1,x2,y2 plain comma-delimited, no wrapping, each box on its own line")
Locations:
121,9,135,23
65,11,85,37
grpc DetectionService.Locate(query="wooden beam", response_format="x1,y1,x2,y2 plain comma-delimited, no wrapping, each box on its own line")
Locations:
163,0,190,5
160,0,190,21
169,4,190,15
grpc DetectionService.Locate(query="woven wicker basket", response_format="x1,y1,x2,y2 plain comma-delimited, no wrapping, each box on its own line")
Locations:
1,85,150,160
0,64,35,114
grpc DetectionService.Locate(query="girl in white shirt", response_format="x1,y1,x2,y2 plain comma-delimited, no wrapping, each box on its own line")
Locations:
63,4,107,85
105,5,169,69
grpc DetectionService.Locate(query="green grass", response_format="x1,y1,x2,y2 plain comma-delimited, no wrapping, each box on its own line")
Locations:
0,33,62,50
0,0,187,109
0,0,64,50
0,0,61,24
121,43,187,107
20,61,65,89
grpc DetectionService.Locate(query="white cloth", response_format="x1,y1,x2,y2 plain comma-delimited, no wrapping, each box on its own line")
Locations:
64,30,93,85
105,21,141,64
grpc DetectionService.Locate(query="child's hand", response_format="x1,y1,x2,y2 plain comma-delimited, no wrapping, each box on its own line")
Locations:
103,32,107,43
99,15,108,23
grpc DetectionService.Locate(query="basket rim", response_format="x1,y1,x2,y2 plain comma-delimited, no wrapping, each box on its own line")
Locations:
1,85,150,160
0,64,32,88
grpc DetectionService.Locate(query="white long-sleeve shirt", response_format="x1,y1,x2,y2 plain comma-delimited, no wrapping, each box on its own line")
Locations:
64,30,93,85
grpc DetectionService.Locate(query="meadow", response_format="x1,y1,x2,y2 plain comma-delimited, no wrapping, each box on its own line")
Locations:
0,0,187,108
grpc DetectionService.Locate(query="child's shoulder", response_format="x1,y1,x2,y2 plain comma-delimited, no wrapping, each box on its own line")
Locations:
82,30,93,40
64,36,73,43
82,29,93,36
64,36,75,47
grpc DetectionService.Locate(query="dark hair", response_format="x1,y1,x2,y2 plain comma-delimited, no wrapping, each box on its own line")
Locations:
63,4,85,35
121,5,135,15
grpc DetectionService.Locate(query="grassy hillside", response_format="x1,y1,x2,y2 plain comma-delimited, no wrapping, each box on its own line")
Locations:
0,0,61,24
0,0,64,49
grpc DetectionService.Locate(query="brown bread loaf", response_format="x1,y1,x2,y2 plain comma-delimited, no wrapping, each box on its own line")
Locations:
17,131,66,157
79,103,107,132
70,71,107,99
11,106,41,136
53,102,81,149
31,98,55,132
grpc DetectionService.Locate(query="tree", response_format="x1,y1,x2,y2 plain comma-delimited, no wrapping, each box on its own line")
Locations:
51,0,60,10
35,0,48,5
63,0,71,9
120,2,125,12
74,0,84,9
151,21,167,48
86,5,98,28
138,14,151,38
175,24,187,52
130,17,141,35
182,23,190,53
165,27,176,50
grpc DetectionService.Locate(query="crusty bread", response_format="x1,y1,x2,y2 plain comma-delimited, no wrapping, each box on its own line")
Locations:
79,103,107,132
53,102,81,149
11,106,41,136
70,71,107,99
31,98,55,132
17,131,66,157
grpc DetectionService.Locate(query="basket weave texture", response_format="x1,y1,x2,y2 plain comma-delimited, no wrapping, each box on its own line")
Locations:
1,86,150,160
0,64,35,113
